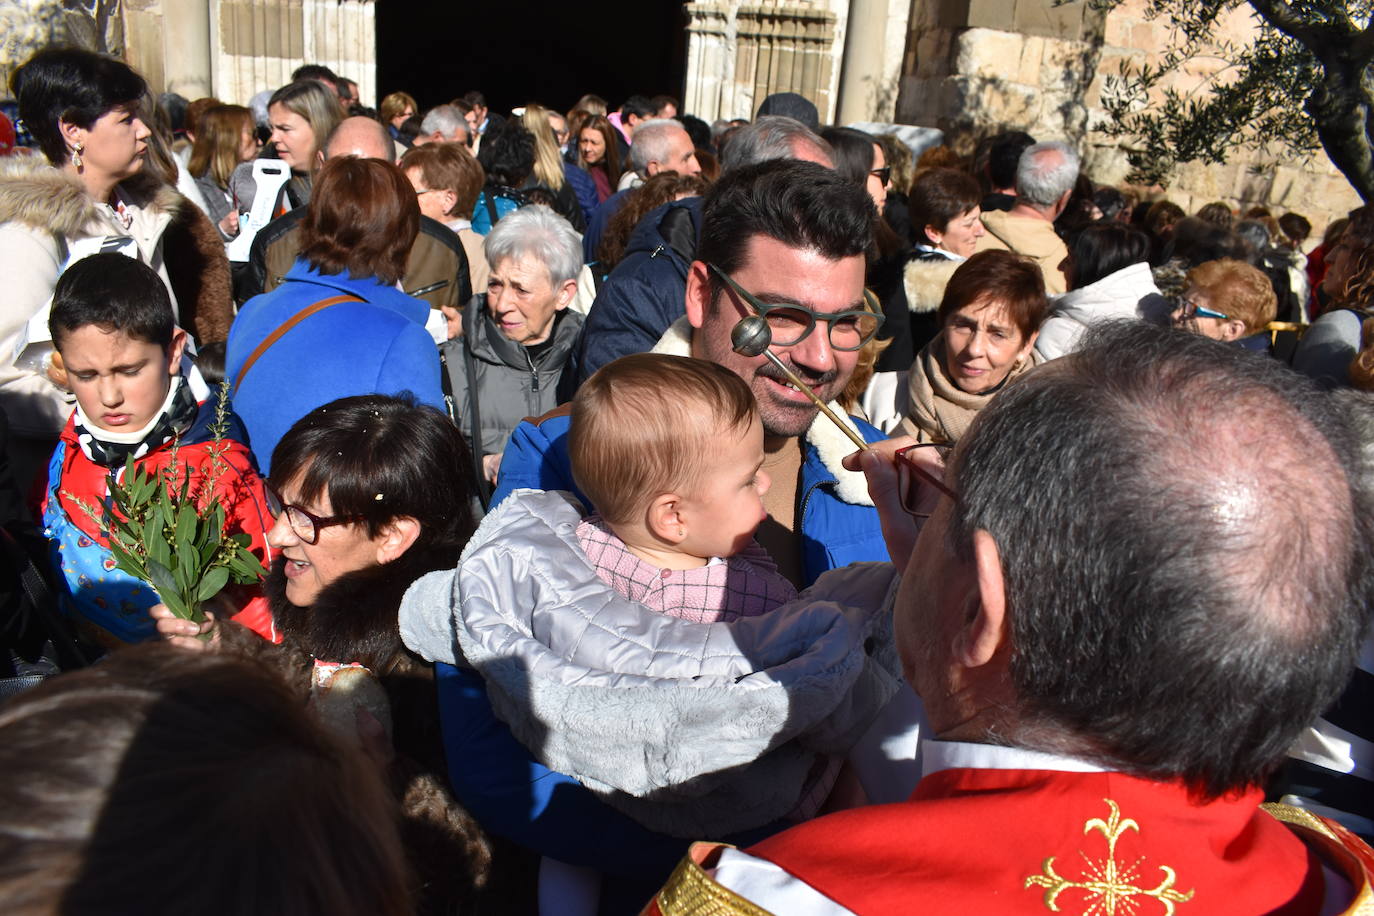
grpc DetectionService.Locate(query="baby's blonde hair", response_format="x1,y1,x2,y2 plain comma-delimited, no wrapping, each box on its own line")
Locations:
570,354,757,526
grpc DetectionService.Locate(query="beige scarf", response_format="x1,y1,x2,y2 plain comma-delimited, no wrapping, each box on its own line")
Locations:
901,332,1040,444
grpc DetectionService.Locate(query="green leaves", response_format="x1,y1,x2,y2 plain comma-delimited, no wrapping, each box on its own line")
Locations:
74,383,268,627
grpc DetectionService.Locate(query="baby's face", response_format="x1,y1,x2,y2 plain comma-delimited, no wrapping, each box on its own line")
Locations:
676,415,770,559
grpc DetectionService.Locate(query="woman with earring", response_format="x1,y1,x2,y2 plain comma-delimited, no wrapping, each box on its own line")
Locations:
0,48,205,492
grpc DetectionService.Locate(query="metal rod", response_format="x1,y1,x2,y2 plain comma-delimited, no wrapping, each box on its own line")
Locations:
760,350,869,451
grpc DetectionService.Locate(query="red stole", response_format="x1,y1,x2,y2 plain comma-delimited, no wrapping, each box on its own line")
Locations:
749,767,1326,914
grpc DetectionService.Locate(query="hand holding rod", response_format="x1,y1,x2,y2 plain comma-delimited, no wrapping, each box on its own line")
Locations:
730,316,869,451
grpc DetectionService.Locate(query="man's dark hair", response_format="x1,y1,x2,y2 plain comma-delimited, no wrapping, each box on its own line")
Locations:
679,114,711,151
50,253,174,350
477,119,534,188
12,48,147,165
1068,223,1151,288
987,130,1035,191
947,322,1372,799
649,94,680,116
697,159,874,280
620,94,655,121
461,90,487,109
292,63,338,85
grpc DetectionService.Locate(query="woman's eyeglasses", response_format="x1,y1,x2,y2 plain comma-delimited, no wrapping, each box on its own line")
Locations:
1176,297,1229,321
870,166,892,186
263,482,363,544
895,443,956,517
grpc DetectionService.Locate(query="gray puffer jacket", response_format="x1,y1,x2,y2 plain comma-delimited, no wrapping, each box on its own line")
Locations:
400,489,904,837
442,298,584,462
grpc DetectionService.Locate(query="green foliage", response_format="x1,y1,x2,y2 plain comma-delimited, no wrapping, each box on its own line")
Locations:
66,385,267,628
1089,0,1374,200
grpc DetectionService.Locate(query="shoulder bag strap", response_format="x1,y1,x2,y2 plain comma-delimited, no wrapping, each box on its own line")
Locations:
462,340,492,510
231,294,362,395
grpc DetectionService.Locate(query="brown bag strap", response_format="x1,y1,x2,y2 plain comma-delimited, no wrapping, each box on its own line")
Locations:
231,295,362,395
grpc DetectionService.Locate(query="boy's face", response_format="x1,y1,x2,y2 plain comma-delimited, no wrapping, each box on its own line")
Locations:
677,415,770,559
59,325,185,433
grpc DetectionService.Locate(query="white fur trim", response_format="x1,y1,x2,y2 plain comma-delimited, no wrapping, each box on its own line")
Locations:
654,318,873,507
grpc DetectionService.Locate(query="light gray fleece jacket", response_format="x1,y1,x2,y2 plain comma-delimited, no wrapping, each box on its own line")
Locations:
400,488,903,837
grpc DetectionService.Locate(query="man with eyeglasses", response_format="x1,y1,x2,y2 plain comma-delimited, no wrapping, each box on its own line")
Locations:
646,321,1374,913
494,158,888,588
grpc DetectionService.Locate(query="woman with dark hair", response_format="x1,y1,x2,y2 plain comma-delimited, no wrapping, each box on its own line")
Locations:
905,167,987,344
1035,223,1169,361
0,48,218,490
225,157,447,471
151,394,491,915
901,250,1050,444
472,119,535,234
0,643,414,916
188,104,258,238
576,114,624,204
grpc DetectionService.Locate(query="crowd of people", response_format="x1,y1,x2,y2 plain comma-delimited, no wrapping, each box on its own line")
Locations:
3,45,1374,916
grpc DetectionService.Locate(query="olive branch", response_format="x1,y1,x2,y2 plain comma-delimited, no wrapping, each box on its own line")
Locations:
65,384,267,629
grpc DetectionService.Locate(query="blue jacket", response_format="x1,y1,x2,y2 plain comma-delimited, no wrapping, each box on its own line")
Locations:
577,196,702,383
564,160,600,228
225,260,445,473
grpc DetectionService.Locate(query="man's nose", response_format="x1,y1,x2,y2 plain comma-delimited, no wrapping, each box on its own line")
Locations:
97,377,122,406
786,322,836,375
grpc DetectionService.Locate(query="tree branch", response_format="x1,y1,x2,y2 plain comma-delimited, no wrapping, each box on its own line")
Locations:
1247,0,1328,47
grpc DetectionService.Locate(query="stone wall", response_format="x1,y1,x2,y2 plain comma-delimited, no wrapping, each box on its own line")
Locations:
0,0,122,92
895,0,1362,229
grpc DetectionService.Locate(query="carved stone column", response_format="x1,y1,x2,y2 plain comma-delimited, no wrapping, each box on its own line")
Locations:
162,0,212,98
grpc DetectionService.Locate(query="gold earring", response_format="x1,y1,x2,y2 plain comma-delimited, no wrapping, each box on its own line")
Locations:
71,143,83,169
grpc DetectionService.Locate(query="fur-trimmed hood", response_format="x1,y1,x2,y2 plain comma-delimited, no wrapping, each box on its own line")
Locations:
650,318,873,506
903,253,961,315
0,155,180,240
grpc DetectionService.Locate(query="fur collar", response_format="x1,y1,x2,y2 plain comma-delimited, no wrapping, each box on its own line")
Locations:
903,255,961,315
0,155,180,239
266,542,460,673
651,318,873,506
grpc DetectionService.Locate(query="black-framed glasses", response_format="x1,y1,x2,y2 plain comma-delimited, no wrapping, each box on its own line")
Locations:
263,482,363,545
1176,296,1229,321
707,263,884,352
895,443,956,517
870,166,892,186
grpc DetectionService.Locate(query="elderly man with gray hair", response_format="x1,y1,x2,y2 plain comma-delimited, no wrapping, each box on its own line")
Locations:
977,139,1080,293
415,104,470,147
618,117,702,190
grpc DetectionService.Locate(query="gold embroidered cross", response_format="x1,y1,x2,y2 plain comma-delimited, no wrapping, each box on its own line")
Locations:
1024,798,1195,915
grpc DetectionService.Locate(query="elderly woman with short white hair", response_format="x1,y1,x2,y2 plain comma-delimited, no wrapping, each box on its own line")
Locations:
443,204,584,500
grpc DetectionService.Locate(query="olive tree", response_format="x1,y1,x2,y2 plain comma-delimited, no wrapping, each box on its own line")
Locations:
1095,0,1374,201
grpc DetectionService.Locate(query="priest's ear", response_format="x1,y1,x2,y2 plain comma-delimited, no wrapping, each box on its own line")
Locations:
955,529,1010,669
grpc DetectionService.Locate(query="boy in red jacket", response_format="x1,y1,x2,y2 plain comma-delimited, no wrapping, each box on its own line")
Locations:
40,253,272,646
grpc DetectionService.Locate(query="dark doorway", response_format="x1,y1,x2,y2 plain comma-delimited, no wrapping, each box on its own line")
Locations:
376,3,689,115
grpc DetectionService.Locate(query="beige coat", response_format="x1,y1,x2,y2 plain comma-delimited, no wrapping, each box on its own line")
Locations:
976,209,1069,295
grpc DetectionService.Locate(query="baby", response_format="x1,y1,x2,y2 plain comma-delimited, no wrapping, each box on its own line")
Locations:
567,352,798,622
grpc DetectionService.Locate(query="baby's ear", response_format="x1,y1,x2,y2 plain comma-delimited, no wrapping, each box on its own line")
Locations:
645,493,687,545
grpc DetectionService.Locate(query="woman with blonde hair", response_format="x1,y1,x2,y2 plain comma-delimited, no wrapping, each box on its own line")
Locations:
230,79,342,215
188,104,258,237
1171,258,1277,351
380,91,416,135
521,102,592,229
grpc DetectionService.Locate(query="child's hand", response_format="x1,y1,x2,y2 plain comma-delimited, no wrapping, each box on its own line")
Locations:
149,602,219,650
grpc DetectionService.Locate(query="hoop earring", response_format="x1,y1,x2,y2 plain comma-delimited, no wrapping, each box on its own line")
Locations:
71,143,83,169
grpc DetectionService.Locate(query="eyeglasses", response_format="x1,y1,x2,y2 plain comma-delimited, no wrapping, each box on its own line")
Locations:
263,482,363,545
707,263,884,352
895,443,956,517
870,166,892,186
1176,296,1229,321
415,187,442,197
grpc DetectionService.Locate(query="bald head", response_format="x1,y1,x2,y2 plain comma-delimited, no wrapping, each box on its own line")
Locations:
323,116,396,163
945,322,1369,797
